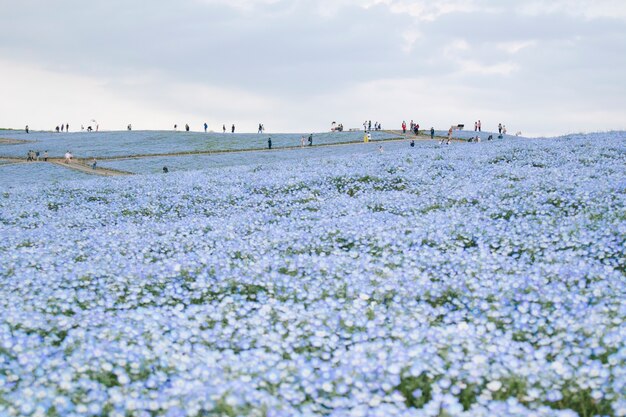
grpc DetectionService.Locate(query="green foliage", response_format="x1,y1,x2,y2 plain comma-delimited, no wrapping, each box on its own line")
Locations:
396,373,433,409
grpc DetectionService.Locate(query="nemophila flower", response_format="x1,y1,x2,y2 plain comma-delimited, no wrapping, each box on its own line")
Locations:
0,132,624,415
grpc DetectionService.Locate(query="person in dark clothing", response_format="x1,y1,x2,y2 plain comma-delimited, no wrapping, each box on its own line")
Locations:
25,125,29,133
410,140,415,147
66,124,69,132
231,124,235,133
268,137,272,149
163,166,169,173
430,127,435,139
185,124,190,132
308,134,313,146
204,122,208,132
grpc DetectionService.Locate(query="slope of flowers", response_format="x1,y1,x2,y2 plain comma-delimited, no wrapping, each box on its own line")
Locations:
0,133,625,417
0,130,396,159
98,141,408,175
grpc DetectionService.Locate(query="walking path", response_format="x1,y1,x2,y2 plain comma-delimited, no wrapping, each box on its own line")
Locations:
1,132,456,178
48,159,132,176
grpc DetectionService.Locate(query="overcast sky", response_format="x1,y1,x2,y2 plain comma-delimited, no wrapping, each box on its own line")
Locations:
1,0,625,136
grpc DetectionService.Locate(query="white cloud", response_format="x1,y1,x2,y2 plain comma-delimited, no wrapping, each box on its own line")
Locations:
516,0,626,20
495,40,536,54
401,29,421,53
459,60,519,76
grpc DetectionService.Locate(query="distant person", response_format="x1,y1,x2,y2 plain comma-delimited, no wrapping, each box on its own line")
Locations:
478,120,481,132
91,158,97,170
268,137,272,149
35,151,40,161
444,127,452,145
487,134,493,141
402,121,406,134
430,127,435,139
163,166,169,173
56,126,60,133
502,125,507,135
127,124,132,131
368,120,372,131
64,151,71,163
185,124,190,132
61,124,64,132
87,126,93,132
96,124,99,132
301,136,305,147
258,123,263,134
44,151,48,161
498,123,502,134
174,124,177,130
308,134,313,146
25,125,29,133
66,123,69,132
204,122,208,132
474,121,478,131
378,145,384,153
231,124,235,133
223,124,226,133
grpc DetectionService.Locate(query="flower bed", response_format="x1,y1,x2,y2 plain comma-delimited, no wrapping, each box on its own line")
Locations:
0,133,625,416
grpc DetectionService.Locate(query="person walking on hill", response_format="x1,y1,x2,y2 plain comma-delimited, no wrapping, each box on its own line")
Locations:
185,124,190,132
223,124,226,133
498,123,502,134
430,127,435,140
268,137,272,149
402,121,407,134
231,124,235,133
478,120,482,132
204,122,208,133
25,125,29,133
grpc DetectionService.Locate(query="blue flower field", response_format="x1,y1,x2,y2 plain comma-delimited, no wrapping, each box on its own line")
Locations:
0,131,625,417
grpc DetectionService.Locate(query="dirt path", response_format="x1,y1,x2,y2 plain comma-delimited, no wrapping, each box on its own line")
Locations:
95,134,406,162
384,130,466,142
48,159,132,176
2,132,457,179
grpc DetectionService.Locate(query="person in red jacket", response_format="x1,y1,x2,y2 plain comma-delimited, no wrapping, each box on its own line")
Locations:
402,121,407,134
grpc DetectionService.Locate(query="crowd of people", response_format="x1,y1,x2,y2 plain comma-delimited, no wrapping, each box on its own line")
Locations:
25,150,48,161
20,119,513,168
362,120,382,132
